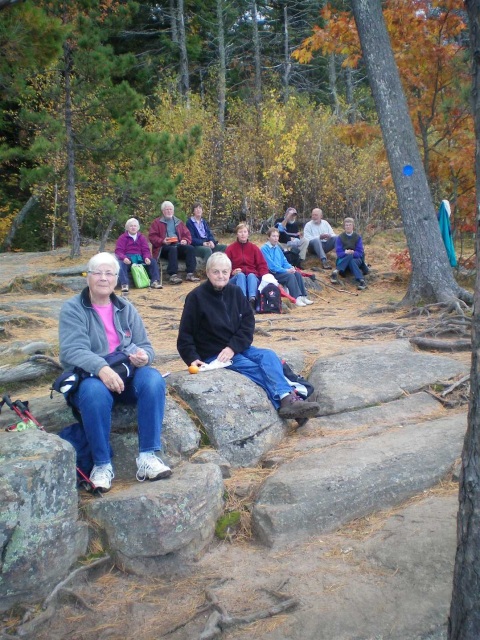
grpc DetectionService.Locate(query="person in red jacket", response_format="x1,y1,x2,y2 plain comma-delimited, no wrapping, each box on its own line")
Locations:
148,201,201,285
115,218,162,294
225,223,269,307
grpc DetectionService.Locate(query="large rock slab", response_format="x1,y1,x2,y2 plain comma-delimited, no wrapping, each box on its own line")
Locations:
298,391,443,437
309,340,467,415
0,430,88,613
84,462,223,575
169,369,288,467
289,495,456,640
252,413,466,547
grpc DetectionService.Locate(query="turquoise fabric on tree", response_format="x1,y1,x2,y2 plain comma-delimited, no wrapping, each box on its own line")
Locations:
437,200,457,268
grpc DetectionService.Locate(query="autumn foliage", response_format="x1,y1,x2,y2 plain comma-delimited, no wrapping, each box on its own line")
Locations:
294,0,475,230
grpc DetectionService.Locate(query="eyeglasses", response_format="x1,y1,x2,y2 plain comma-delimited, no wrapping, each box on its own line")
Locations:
209,269,230,276
88,270,117,278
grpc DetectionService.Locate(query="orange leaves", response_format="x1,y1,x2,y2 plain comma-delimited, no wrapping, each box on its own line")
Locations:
293,7,360,66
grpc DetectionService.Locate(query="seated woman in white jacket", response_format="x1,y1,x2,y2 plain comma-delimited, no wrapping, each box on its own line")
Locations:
261,228,313,307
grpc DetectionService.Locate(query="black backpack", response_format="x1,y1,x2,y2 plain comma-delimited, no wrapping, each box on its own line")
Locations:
256,283,282,314
282,361,315,399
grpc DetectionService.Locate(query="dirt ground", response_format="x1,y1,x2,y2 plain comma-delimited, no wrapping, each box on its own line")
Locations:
0,231,472,639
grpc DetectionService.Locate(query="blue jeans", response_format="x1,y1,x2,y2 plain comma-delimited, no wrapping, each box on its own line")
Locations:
336,255,368,281
274,271,306,298
230,272,259,299
70,366,166,466
160,244,197,275
208,346,291,409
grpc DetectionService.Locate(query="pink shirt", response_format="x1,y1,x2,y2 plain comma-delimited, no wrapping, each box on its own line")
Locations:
92,302,120,354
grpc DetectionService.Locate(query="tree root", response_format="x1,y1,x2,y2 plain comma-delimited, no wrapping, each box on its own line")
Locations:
441,374,470,397
198,581,298,639
42,555,111,610
402,300,470,318
27,354,63,370
12,556,112,638
410,337,471,352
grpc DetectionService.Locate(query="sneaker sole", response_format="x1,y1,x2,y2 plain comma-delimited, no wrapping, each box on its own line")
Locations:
147,469,172,481
89,483,111,493
278,402,319,419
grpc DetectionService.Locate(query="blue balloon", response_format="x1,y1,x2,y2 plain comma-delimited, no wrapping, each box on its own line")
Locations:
403,164,414,177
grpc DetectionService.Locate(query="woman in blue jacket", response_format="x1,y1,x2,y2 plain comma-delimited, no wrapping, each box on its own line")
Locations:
186,202,227,261
261,228,314,307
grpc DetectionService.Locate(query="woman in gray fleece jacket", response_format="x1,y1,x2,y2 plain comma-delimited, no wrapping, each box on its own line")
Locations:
59,252,172,492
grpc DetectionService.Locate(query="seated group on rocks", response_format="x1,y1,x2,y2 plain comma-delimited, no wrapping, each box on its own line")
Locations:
275,207,369,291
58,251,320,492
115,200,370,297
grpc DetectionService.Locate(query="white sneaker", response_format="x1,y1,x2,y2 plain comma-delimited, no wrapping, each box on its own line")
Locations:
136,452,172,482
89,464,114,492
301,296,314,305
295,297,307,307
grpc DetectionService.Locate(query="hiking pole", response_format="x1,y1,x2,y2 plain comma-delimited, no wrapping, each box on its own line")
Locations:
1,394,101,495
1,394,43,432
13,399,45,430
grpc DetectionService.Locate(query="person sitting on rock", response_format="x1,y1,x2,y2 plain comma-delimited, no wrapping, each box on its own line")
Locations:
261,228,314,307
186,201,227,261
274,207,309,267
115,218,162,294
177,252,319,421
59,252,172,492
303,207,337,269
225,222,269,309
148,201,201,285
331,217,369,290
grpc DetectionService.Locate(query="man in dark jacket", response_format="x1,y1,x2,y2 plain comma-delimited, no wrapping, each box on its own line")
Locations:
177,252,319,420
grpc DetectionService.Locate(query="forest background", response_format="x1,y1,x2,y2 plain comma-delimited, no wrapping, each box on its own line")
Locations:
0,0,475,260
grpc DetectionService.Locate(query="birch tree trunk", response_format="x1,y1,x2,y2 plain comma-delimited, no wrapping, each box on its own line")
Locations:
328,53,340,117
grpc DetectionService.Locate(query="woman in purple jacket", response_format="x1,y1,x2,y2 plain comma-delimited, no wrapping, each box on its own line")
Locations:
115,218,162,294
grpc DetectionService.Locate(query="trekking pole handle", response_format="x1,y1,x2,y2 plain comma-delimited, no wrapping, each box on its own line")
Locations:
1,394,14,410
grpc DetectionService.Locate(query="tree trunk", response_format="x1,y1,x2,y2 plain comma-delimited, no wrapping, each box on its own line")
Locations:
345,65,356,124
328,53,340,117
177,0,190,102
448,1,480,637
283,5,291,103
169,0,178,44
63,41,81,258
350,0,471,305
0,195,39,252
216,0,226,129
251,0,262,109
98,216,116,253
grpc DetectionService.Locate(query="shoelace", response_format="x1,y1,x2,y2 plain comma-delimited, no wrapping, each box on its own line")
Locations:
136,455,163,482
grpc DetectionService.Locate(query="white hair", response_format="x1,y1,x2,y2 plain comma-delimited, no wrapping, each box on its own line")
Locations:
206,252,231,272
87,252,119,275
161,201,174,212
125,218,140,230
